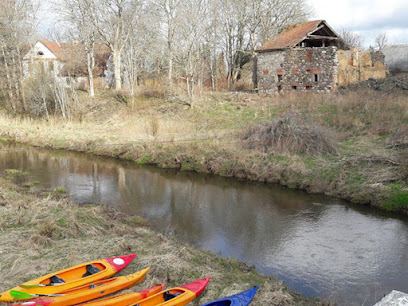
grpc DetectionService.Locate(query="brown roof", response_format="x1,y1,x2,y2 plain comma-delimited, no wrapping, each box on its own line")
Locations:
40,40,65,57
257,20,325,51
60,44,111,77
38,40,111,77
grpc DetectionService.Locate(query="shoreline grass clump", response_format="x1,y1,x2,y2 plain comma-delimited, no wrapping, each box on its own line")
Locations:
242,111,338,155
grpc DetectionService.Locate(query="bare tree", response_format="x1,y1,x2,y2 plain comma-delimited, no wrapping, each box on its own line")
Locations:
153,0,182,91
60,0,98,97
375,33,388,51
176,0,210,107
0,0,38,112
339,29,365,49
91,0,142,91
122,4,155,104
258,0,312,46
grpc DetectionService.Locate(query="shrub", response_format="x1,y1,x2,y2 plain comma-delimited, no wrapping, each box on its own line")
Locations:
24,72,74,119
242,110,338,155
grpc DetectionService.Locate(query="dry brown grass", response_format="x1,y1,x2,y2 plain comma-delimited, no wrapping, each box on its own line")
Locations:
242,111,338,155
278,90,408,136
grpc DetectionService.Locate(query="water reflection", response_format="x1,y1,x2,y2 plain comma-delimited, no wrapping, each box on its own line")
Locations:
1,143,408,305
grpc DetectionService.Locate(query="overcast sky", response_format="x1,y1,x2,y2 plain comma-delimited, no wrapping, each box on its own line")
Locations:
38,0,408,47
309,0,408,46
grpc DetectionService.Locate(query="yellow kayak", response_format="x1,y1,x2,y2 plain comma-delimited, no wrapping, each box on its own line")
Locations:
11,268,149,306
0,254,136,303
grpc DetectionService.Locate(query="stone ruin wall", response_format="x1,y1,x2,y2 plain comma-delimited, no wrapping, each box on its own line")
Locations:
256,47,338,93
337,49,388,86
256,47,388,94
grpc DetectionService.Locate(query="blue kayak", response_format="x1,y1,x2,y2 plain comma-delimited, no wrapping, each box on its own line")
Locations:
202,286,259,306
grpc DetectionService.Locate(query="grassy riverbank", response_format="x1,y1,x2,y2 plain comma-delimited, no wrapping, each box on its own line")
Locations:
0,171,322,305
0,87,407,212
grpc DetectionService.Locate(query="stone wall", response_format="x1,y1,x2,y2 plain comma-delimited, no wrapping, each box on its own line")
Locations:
256,47,338,93
336,49,387,86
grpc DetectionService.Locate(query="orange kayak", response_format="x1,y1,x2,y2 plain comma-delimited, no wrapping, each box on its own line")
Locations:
11,268,149,306
0,254,136,303
78,284,166,306
129,277,210,306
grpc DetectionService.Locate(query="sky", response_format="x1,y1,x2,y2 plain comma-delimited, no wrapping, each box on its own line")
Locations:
309,0,408,47
37,0,408,47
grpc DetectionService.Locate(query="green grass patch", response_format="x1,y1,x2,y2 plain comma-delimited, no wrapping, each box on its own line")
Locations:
54,187,67,194
23,181,40,188
382,184,408,211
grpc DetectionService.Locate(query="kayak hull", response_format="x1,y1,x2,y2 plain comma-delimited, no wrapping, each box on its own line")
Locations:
0,254,136,303
78,284,165,306
129,277,210,306
11,268,149,306
202,286,259,306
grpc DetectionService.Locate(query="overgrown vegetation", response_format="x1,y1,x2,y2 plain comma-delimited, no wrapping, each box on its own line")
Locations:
242,111,338,155
0,174,322,305
1,86,407,212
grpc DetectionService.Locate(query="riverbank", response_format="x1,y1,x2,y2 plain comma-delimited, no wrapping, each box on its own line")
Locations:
0,172,322,305
0,88,407,212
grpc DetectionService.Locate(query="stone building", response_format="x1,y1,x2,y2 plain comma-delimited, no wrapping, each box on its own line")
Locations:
255,20,388,93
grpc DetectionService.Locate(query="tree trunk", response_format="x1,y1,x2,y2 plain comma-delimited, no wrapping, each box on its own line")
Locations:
168,48,173,90
16,45,26,111
1,46,14,100
113,49,122,91
187,73,194,109
87,51,95,97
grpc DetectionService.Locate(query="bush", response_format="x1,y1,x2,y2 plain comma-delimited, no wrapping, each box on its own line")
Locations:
24,72,74,119
242,110,338,155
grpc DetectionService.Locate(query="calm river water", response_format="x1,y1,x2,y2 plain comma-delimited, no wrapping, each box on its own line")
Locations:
0,142,407,305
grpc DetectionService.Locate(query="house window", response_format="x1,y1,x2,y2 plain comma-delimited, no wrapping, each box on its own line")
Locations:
37,51,44,56
314,74,319,82
292,85,297,90
278,74,283,82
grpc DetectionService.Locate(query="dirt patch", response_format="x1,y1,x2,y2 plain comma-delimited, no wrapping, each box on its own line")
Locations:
242,111,338,155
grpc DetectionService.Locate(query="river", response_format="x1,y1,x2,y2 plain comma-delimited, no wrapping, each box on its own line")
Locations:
0,141,407,305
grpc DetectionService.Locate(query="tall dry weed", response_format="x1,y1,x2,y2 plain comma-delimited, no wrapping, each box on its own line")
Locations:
281,90,408,136
150,117,160,137
242,110,338,155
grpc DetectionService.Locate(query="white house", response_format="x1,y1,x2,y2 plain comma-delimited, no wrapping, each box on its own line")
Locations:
22,40,64,77
22,40,110,89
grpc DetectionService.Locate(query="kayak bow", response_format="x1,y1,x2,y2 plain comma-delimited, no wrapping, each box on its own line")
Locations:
129,277,210,306
201,286,259,306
